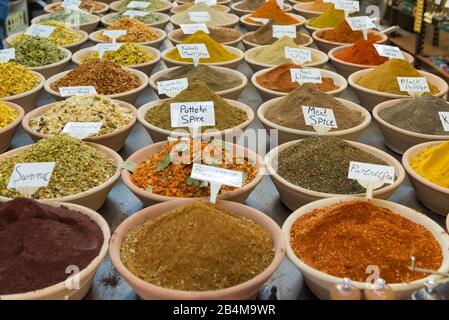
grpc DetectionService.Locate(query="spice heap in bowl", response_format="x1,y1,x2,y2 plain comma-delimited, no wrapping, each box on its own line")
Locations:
102,11,169,29
170,3,239,28
33,10,100,33
112,0,171,12
0,101,24,154
169,27,242,47
305,7,345,30
45,0,108,14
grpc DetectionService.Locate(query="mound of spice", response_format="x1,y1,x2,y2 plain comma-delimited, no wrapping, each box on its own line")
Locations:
157,65,242,92
249,36,319,65
409,141,449,189
235,0,266,11
290,200,442,283
335,39,388,65
173,3,236,27
356,59,439,96
245,0,299,25
0,101,19,129
40,9,96,25
49,0,104,13
264,84,362,130
0,135,117,199
145,80,247,132
0,198,104,295
51,60,141,95
118,0,168,11
307,0,333,12
98,18,160,43
107,11,166,25
0,62,40,98
12,36,67,68
256,64,338,93
307,7,344,28
320,21,382,43
36,20,84,46
29,95,135,136
120,201,274,291
130,139,257,197
378,96,449,135
84,43,155,66
174,27,240,44
246,20,311,46
166,30,238,63
277,136,388,194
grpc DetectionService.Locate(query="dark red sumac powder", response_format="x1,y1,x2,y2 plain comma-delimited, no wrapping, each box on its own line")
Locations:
0,198,104,295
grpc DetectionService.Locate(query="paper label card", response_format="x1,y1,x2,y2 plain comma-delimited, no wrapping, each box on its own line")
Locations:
127,1,150,8
397,77,430,93
93,43,122,52
191,163,243,188
438,112,449,132
59,86,97,97
285,47,312,64
0,48,15,62
123,10,149,17
7,162,56,189
334,0,360,13
373,44,404,59
25,24,55,38
157,78,189,97
290,68,322,83
188,11,210,22
176,43,210,59
250,17,269,25
62,0,81,9
180,24,209,34
348,161,395,184
170,101,215,127
103,30,127,41
302,106,337,128
272,25,296,38
195,0,217,5
62,122,102,139
345,16,376,31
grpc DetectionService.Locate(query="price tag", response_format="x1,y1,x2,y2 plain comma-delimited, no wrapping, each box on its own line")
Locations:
348,161,395,184
170,101,215,128
373,44,404,59
195,0,217,5
7,162,56,198
176,43,210,66
438,112,449,131
397,77,430,96
25,24,55,38
59,86,97,97
103,30,127,42
188,11,210,22
62,122,102,140
157,78,189,97
272,25,296,38
62,0,81,9
290,68,322,83
0,48,15,62
346,16,375,40
302,106,337,129
180,24,209,34
334,0,360,15
127,1,150,8
250,17,269,25
93,43,122,58
285,47,311,64
123,10,149,17
191,163,243,203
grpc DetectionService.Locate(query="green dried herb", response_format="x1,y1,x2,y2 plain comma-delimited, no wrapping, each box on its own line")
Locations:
121,160,137,172
12,36,66,67
155,154,171,172
107,11,166,24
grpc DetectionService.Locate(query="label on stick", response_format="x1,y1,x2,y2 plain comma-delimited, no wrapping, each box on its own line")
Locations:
290,68,322,83
397,77,430,93
123,10,149,17
438,112,449,131
170,101,215,127
157,78,188,97
373,44,404,59
25,24,55,38
7,162,56,189
348,161,395,184
272,25,296,38
188,11,210,22
103,30,127,41
191,163,243,188
127,1,150,8
195,0,217,5
302,106,337,128
285,47,312,64
176,44,210,59
180,24,209,34
59,86,97,97
62,0,81,9
62,122,102,139
334,0,360,12
345,16,376,31
0,48,15,62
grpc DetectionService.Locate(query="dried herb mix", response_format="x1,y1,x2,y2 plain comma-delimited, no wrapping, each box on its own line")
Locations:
36,20,84,45
49,0,104,13
0,101,18,129
118,0,168,11
106,11,166,25
40,9,97,25
83,43,155,66
276,136,389,194
0,135,117,199
120,201,274,291
98,18,160,43
12,36,67,67
0,62,40,98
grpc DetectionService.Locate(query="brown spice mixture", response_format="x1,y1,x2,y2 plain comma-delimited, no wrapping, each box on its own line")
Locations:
290,200,442,283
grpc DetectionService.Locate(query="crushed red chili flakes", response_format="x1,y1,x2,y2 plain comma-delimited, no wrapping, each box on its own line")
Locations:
51,60,141,95
290,200,443,283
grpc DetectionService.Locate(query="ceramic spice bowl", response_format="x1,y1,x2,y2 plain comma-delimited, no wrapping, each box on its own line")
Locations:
0,102,25,154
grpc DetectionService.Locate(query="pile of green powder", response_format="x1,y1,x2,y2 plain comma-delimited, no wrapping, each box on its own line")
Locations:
120,201,274,291
12,36,66,67
145,80,248,132
276,136,389,194
378,95,449,135
0,135,117,199
157,65,242,92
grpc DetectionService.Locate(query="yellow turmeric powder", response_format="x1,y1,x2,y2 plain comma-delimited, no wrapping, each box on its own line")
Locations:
409,141,449,189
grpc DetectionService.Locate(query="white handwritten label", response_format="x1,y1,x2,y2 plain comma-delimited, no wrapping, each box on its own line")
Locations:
290,68,322,83
180,24,209,34
397,77,430,93
25,24,55,38
62,122,102,139
93,43,122,58
250,17,269,25
157,78,189,97
285,47,312,64
334,0,360,13
438,112,449,131
302,106,337,128
195,0,217,5
272,25,296,38
127,1,150,8
59,86,97,97
188,11,210,22
170,101,215,127
176,44,210,59
373,44,404,59
345,16,376,31
7,162,56,189
123,10,149,17
103,30,127,42
62,0,81,9
348,161,395,184
191,163,243,188
0,48,15,62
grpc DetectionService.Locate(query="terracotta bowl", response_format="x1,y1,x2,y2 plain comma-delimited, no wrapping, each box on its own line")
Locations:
240,13,306,31
282,196,449,299
109,198,285,300
242,31,313,50
312,28,388,54
265,139,405,211
44,1,109,14
22,100,137,152
258,96,371,145
28,47,72,79
170,12,240,29
72,45,161,75
0,102,25,154
0,142,122,210
137,98,255,142
1,71,45,114
101,12,170,29
403,141,449,216
121,141,265,206
372,98,449,155
88,28,167,48
328,45,414,79
251,66,347,101
292,2,325,19
348,69,449,112
0,201,111,300
109,0,172,13
149,65,248,99
168,27,243,47
231,1,292,17
177,0,231,5
44,67,149,104
31,13,100,34
244,46,328,72
162,46,244,70
170,3,231,14
6,29,89,54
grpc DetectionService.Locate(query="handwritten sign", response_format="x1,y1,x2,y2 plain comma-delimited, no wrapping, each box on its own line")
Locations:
188,11,210,22
93,43,122,58
195,0,217,5
25,24,55,38
397,77,430,94
290,68,322,83
348,161,395,184
285,47,312,64
170,101,215,127
123,10,149,17
272,25,296,38
180,24,209,34
302,106,337,128
0,48,15,62
345,16,376,31
373,44,404,59
127,1,150,8
59,86,97,97
62,0,81,9
334,0,360,13
177,43,209,61
157,78,189,97
103,30,127,42
62,122,102,139
438,112,449,131
7,162,56,189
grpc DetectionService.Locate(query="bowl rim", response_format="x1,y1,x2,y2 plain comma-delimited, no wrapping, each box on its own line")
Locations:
170,11,240,28
312,28,388,46
292,1,327,13
44,1,109,14
109,0,173,13
241,30,313,48
240,12,306,27
0,200,111,299
1,70,45,101
101,11,170,27
28,46,72,71
0,101,25,135
231,1,292,14
88,27,167,45
281,196,449,289
31,11,101,27
6,29,89,49
264,138,406,198
167,26,243,46
162,45,244,67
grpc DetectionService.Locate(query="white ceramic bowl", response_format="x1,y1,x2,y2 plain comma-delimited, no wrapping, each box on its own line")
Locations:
168,27,243,47
109,0,172,13
101,12,170,29
88,28,167,48
0,102,25,154
240,13,306,31
242,31,313,50
231,1,292,17
31,13,100,33
170,12,240,29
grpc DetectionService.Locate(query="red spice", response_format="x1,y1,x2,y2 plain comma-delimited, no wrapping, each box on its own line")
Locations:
335,39,388,66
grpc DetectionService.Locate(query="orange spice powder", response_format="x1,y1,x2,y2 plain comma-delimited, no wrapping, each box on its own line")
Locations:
335,39,388,66
245,0,299,25
320,21,383,43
